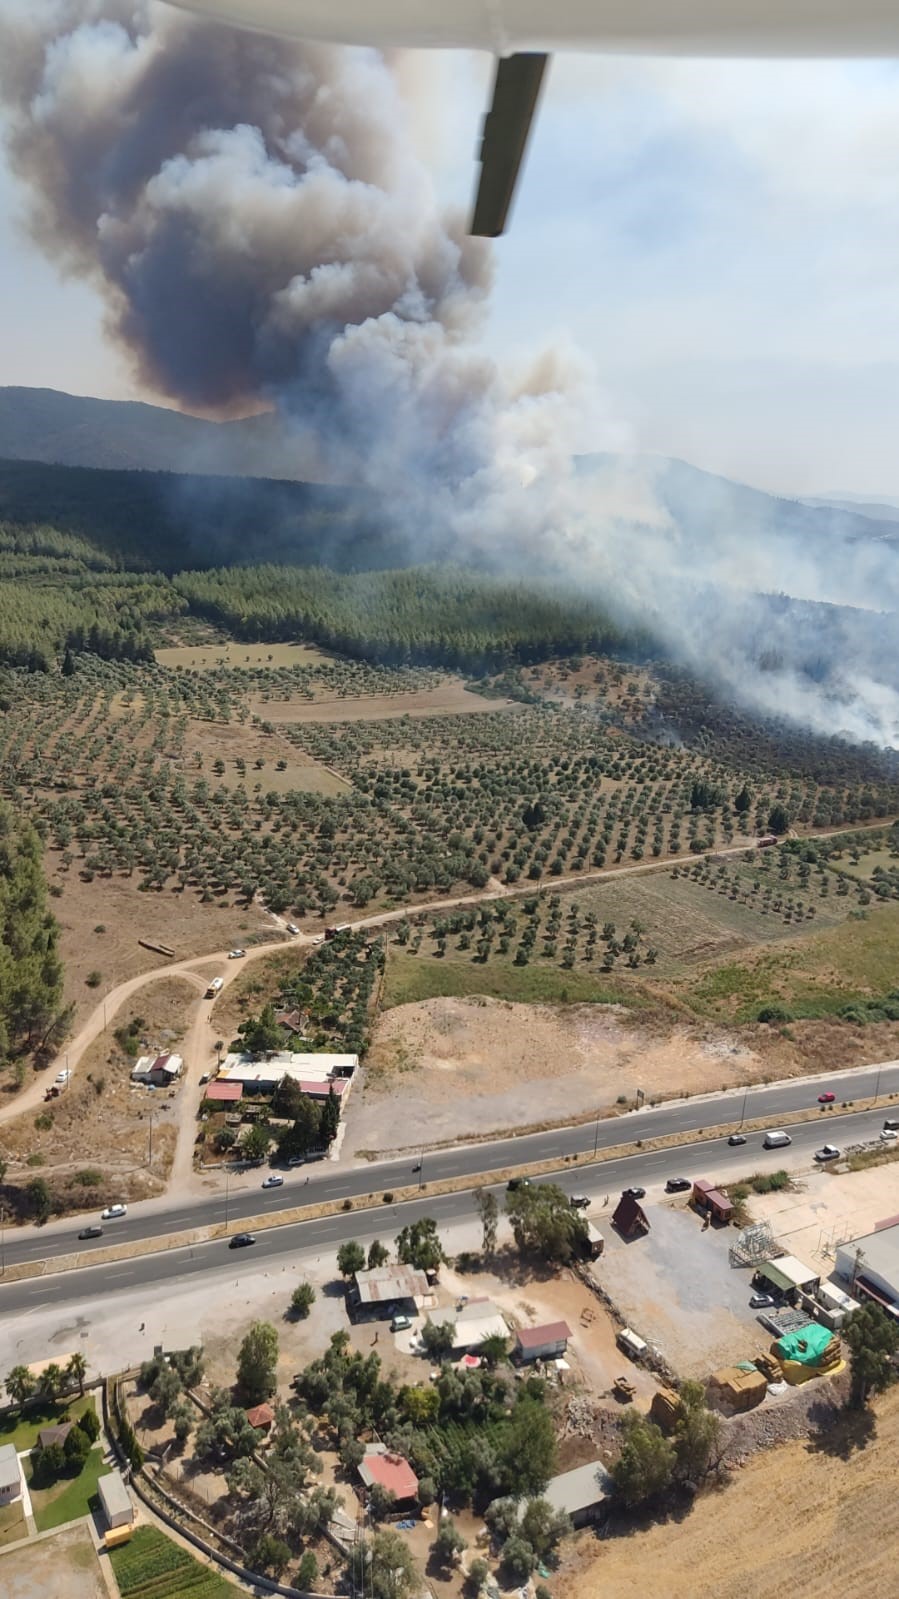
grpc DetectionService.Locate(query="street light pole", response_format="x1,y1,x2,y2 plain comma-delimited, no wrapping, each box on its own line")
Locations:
147,1110,153,1170
224,1167,230,1232
739,1089,749,1129
593,1113,601,1158
874,1064,883,1105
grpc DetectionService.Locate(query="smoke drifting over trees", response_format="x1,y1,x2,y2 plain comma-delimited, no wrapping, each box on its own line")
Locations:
1,1,898,745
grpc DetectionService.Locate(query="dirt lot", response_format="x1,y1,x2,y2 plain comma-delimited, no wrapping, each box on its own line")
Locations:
155,642,329,670
561,1384,899,1599
0,1523,107,1599
593,1203,770,1379
353,996,762,1154
252,684,516,723
749,1163,899,1272
0,978,199,1202
49,859,275,1026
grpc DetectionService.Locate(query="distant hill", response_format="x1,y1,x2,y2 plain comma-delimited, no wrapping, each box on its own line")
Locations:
0,386,317,480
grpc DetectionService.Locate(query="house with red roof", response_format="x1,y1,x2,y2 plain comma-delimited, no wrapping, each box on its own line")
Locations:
358,1445,418,1505
514,1321,572,1364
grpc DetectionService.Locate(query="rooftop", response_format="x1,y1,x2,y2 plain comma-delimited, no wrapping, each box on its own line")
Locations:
245,1402,276,1429
762,1254,820,1290
0,1443,20,1492
359,1447,418,1501
837,1220,899,1287
543,1461,611,1516
220,1051,357,1086
98,1470,133,1523
515,1320,572,1350
204,1079,244,1102
354,1265,429,1306
37,1422,74,1448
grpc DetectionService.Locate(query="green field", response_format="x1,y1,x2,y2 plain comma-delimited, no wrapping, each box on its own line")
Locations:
110,1525,241,1599
679,902,899,1021
0,1394,95,1453
382,950,634,1009
24,1445,110,1532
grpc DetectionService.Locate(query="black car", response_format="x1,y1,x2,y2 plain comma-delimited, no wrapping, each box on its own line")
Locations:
569,1195,590,1210
727,1134,747,1147
77,1225,103,1240
622,1186,646,1200
506,1177,531,1192
665,1177,691,1193
229,1232,256,1249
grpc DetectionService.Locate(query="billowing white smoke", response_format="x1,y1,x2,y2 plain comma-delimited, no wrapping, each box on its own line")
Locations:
1,1,898,747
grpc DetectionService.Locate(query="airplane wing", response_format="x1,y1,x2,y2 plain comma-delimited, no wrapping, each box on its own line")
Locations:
470,53,549,237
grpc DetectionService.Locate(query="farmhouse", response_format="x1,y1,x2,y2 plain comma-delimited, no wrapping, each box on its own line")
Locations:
835,1221,899,1313
130,1052,183,1086
428,1298,509,1354
514,1321,572,1364
612,1191,649,1238
543,1461,611,1529
692,1179,734,1225
37,1421,74,1448
359,1445,418,1505
352,1265,429,1318
0,1444,21,1505
756,1254,820,1301
98,1470,134,1530
217,1050,357,1102
245,1402,276,1433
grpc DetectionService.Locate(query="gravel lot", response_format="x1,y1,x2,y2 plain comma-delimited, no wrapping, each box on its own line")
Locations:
595,1202,771,1378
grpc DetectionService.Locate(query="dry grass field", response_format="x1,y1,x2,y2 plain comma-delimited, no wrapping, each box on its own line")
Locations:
251,682,515,723
562,1387,899,1599
0,1522,108,1599
155,641,329,669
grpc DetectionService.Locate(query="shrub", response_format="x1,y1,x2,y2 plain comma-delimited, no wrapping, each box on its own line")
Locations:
290,1283,316,1319
85,971,102,988
78,1408,101,1443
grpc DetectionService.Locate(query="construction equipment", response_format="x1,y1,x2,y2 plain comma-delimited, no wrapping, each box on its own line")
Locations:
611,1376,636,1403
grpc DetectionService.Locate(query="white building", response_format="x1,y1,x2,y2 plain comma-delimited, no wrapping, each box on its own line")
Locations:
835,1222,899,1314
98,1469,134,1529
0,1444,21,1506
217,1051,357,1101
131,1052,183,1086
428,1298,510,1354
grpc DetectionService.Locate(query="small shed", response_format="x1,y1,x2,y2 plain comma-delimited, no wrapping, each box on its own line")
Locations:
359,1446,418,1504
98,1469,134,1529
429,1299,509,1354
0,1444,21,1505
245,1402,275,1433
37,1422,74,1449
514,1321,572,1364
352,1266,428,1318
758,1255,820,1300
612,1192,650,1238
692,1180,733,1225
543,1461,611,1528
203,1079,244,1103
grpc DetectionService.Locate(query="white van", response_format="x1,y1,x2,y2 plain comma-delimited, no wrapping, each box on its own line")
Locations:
616,1327,647,1359
763,1130,792,1149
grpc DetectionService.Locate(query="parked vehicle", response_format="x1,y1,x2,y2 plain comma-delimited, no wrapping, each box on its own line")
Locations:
622,1186,646,1199
101,1203,127,1220
665,1176,691,1193
817,1091,836,1103
814,1145,841,1162
881,1128,898,1142
56,1068,71,1083
727,1134,747,1146
78,1225,103,1240
763,1130,792,1149
750,1293,775,1309
506,1177,531,1191
569,1195,590,1210
390,1314,412,1332
616,1327,647,1358
286,923,299,935
262,1174,284,1188
229,1233,256,1248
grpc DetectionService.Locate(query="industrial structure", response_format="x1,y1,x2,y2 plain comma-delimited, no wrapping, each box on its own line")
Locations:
834,1220,899,1314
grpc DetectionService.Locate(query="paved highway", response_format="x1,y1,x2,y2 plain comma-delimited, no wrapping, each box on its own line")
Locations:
2,1057,896,1271
1,1104,893,1317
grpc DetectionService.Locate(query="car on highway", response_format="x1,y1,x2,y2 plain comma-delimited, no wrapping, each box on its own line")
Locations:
569,1195,590,1210
881,1128,898,1142
814,1145,841,1163
622,1186,646,1200
78,1225,103,1240
665,1177,691,1193
100,1203,127,1220
507,1177,531,1191
228,948,246,959
229,1233,256,1248
884,1118,899,1132
750,1293,775,1309
817,1091,836,1103
390,1314,412,1332
763,1130,792,1149
286,923,299,935
262,1174,284,1188
727,1134,747,1146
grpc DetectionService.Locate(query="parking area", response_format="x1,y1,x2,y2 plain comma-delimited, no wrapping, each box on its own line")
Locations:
593,1202,772,1378
749,1163,899,1273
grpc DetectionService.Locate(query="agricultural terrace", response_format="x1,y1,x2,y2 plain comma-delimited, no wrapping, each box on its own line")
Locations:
1,648,897,969
110,1525,240,1599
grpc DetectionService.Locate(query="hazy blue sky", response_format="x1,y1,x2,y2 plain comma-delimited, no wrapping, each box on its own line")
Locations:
3,42,899,499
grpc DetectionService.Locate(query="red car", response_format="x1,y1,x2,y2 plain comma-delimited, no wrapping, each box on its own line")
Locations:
817,1091,836,1103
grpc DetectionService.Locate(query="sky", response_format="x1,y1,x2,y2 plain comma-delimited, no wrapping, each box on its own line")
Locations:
3,37,899,500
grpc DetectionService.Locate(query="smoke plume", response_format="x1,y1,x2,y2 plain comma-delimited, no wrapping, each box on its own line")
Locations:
1,1,898,747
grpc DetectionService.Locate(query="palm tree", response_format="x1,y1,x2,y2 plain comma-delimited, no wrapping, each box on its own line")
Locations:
38,1363,64,1402
5,1365,35,1407
66,1352,87,1397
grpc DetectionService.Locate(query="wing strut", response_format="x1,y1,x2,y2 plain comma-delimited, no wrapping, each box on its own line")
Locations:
470,52,549,237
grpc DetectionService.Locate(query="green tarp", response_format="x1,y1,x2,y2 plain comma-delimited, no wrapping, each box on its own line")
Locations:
773,1324,833,1366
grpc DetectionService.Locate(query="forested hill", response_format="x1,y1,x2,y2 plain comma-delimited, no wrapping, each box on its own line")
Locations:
0,800,64,1067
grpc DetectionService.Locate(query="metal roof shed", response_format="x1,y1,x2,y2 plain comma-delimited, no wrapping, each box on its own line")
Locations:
98,1470,134,1528
543,1462,611,1528
760,1255,820,1294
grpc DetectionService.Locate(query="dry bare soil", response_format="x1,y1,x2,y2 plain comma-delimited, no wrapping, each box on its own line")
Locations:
562,1386,899,1599
0,1522,107,1599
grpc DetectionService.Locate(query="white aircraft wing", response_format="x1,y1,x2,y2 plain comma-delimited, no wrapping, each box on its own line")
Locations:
166,2,899,233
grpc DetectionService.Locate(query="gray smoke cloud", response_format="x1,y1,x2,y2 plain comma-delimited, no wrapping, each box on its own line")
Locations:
1,0,898,748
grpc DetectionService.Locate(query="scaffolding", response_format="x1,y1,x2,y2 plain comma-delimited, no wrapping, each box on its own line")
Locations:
729,1221,777,1268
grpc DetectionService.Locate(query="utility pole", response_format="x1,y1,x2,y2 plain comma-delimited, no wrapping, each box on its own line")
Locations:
739,1088,749,1129
873,1064,883,1105
418,1150,424,1191
593,1112,601,1158
147,1110,153,1169
224,1167,230,1232
0,1204,5,1277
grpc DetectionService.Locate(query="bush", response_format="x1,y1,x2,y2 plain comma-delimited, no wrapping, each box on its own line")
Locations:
290,1283,316,1319
85,970,102,988
31,1441,66,1487
467,1557,490,1593
501,1535,536,1584
298,1550,319,1590
64,1424,92,1470
78,1408,100,1443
